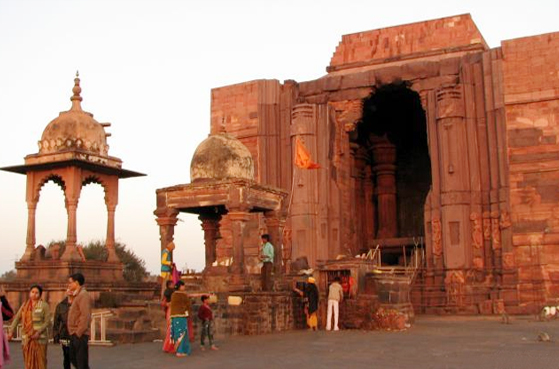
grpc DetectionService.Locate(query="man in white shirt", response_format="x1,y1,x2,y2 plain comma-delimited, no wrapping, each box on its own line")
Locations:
326,276,344,331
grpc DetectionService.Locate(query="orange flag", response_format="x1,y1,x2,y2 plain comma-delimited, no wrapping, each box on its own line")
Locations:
295,137,321,169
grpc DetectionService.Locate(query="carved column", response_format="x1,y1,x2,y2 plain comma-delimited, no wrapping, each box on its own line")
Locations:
364,165,376,242
436,84,471,271
156,211,179,255
290,103,319,266
264,211,284,275
371,136,398,239
61,199,81,261
22,201,37,261
199,214,221,269
228,209,251,288
351,145,368,251
106,203,119,262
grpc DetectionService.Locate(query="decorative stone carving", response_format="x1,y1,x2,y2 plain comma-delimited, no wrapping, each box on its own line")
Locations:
445,270,465,306
432,217,442,256
435,84,464,119
491,210,501,249
472,256,484,269
470,212,483,249
482,211,491,241
499,210,512,229
503,252,516,269
330,100,364,132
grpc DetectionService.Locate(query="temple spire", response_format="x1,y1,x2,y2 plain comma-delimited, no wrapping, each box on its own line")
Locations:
70,70,83,111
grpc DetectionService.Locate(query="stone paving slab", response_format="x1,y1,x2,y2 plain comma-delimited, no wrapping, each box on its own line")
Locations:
6,316,559,369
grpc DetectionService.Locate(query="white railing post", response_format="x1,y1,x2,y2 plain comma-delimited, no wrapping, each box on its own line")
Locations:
89,310,114,346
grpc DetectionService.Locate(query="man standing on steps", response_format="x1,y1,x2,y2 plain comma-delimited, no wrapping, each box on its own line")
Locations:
260,234,274,291
67,273,91,369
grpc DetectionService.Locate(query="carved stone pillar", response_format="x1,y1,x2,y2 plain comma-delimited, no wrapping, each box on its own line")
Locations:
61,199,81,261
22,202,37,261
106,203,119,262
364,165,376,241
351,145,368,251
156,210,179,254
371,136,397,239
290,103,319,266
228,209,251,288
264,211,284,275
436,84,471,270
199,214,221,269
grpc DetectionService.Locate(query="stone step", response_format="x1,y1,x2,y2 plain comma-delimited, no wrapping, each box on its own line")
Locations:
113,307,148,320
106,328,161,344
106,317,152,331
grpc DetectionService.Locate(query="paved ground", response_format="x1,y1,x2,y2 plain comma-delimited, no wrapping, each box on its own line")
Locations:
7,316,559,369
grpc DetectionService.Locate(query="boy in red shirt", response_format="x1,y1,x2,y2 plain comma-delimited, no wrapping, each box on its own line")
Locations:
198,295,218,351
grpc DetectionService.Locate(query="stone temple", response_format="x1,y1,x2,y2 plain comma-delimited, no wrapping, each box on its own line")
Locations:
157,13,559,315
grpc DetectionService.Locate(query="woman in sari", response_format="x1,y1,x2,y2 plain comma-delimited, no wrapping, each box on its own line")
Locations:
8,285,51,369
305,277,320,331
169,280,191,357
293,276,320,331
0,285,13,369
162,280,175,353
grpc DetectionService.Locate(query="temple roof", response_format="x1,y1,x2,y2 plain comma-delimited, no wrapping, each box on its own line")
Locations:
39,72,110,157
328,14,488,72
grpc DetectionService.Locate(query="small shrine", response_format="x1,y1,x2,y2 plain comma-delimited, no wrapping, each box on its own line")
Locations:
155,133,287,292
1,73,145,287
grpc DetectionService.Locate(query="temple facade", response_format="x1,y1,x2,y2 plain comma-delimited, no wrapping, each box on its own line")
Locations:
156,14,559,314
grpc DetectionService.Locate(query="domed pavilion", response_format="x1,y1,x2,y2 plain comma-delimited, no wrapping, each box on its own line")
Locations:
154,133,287,291
1,73,144,282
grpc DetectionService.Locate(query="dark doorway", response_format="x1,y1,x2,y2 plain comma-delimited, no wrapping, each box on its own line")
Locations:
356,82,431,263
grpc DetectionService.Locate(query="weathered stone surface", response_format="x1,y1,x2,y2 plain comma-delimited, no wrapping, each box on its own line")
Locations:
190,134,255,182
156,14,559,315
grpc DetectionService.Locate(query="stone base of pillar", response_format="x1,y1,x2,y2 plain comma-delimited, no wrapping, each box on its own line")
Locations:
15,260,125,283
60,245,83,262
20,247,35,262
106,247,120,263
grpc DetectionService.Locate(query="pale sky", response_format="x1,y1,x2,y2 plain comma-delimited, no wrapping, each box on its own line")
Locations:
1,0,558,276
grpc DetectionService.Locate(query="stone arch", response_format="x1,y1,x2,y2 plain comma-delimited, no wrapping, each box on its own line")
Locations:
34,173,67,203
81,174,109,199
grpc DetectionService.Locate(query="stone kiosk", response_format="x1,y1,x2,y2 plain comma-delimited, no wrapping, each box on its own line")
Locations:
155,134,294,335
1,74,148,308
155,133,288,291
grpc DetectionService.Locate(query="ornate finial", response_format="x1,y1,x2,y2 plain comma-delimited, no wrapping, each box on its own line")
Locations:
70,71,83,111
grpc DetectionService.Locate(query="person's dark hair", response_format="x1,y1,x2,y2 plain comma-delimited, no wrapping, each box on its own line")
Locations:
201,295,209,302
166,280,174,289
175,280,185,290
333,276,341,283
69,273,85,286
29,284,43,297
261,234,270,242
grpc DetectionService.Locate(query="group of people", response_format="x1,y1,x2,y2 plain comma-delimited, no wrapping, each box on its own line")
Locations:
0,273,91,369
293,276,344,331
160,241,218,358
160,280,218,357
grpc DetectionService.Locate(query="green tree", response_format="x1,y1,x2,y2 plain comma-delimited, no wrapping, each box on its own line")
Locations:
0,269,16,281
47,239,148,282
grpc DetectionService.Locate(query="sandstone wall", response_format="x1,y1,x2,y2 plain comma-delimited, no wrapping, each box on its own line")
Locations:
502,32,559,306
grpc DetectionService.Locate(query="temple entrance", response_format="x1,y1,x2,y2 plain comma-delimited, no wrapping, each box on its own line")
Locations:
354,82,431,265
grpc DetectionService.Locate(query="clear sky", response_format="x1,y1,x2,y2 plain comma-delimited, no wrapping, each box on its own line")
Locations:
1,0,558,276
